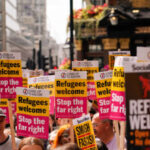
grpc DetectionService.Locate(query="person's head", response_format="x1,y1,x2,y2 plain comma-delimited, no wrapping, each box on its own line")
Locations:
92,113,114,144
52,124,71,149
0,109,6,135
18,137,44,150
53,143,81,150
49,129,58,145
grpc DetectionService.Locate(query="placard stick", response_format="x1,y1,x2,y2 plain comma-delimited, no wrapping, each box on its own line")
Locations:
8,100,17,150
113,120,120,150
120,121,126,150
69,119,74,143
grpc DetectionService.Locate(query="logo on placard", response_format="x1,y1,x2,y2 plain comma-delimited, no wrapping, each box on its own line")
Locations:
77,62,81,66
23,89,28,95
100,73,105,79
61,73,66,78
139,75,150,98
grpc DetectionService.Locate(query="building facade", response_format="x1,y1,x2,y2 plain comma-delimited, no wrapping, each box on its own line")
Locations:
17,0,48,54
75,0,150,69
0,0,33,67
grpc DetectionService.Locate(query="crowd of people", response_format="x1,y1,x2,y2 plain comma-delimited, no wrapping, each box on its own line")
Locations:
0,107,122,150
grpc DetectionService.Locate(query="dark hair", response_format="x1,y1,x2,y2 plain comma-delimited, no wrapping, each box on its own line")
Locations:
96,141,108,150
54,143,81,150
18,137,44,150
93,113,113,127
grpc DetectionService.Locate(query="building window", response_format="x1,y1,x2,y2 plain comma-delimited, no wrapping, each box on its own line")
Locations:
6,1,17,19
8,0,17,8
6,14,20,31
89,44,102,52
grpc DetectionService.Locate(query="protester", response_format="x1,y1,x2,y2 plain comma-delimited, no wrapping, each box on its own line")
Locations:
47,129,58,150
51,124,70,149
0,109,21,150
18,137,44,150
53,143,81,150
92,113,117,150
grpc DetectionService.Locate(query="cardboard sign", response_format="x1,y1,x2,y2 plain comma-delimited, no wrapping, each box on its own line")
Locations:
73,114,97,150
94,71,113,119
55,71,87,118
16,87,49,139
0,99,9,123
108,51,130,70
0,52,22,99
125,62,150,150
72,61,99,100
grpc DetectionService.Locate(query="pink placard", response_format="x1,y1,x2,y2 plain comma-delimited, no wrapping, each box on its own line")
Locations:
17,114,49,139
97,97,110,120
109,91,126,121
56,97,87,118
0,107,9,124
87,82,96,100
0,77,22,99
50,96,55,114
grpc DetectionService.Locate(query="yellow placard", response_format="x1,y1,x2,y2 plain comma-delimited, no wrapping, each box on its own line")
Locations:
111,67,125,92
95,78,112,98
72,67,98,82
0,60,22,77
74,120,97,150
28,82,55,96
17,95,49,116
55,79,87,97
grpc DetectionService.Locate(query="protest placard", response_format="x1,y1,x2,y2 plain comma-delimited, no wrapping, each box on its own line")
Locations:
110,56,137,150
16,87,49,139
28,75,55,114
0,99,9,123
0,52,22,99
72,61,99,100
109,56,137,121
73,114,97,150
125,62,150,150
94,71,113,119
22,69,30,87
108,51,130,70
55,71,87,118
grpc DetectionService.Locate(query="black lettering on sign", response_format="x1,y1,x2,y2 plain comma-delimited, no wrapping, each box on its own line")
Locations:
76,123,90,136
78,134,94,148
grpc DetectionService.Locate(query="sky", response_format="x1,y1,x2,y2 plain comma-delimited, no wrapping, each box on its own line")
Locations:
47,0,83,44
